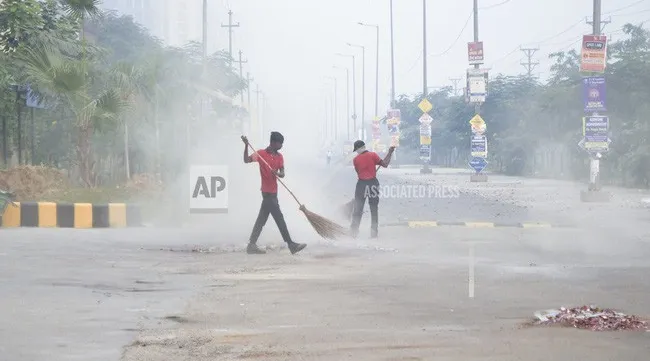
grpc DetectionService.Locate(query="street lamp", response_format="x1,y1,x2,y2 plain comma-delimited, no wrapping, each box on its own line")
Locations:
333,66,350,141
335,53,357,140
325,76,338,141
358,22,379,121
347,43,365,141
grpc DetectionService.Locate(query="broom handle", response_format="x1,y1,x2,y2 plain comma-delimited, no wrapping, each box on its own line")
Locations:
245,142,303,207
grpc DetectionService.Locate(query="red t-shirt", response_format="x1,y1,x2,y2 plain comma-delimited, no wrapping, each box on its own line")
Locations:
251,148,284,193
353,151,382,180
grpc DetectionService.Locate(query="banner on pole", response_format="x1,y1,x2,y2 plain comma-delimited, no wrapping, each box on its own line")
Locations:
583,76,606,113
467,42,484,65
470,135,488,158
580,35,607,73
582,115,609,152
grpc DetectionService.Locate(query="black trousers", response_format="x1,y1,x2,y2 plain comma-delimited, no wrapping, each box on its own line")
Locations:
249,192,293,244
350,178,380,236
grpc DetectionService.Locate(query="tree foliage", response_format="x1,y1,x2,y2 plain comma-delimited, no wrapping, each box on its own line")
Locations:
394,23,650,188
0,0,247,188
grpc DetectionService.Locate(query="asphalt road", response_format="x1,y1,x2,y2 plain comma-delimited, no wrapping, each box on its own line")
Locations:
2,164,650,360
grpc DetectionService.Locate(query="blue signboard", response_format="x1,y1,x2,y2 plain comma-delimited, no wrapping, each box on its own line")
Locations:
25,85,45,109
583,76,606,113
470,135,487,158
469,157,488,173
419,144,431,159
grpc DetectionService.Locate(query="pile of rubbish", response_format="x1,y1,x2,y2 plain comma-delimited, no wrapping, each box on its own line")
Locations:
533,305,648,331
0,165,68,201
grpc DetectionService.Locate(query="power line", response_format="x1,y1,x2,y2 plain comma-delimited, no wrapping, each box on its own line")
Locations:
604,0,647,15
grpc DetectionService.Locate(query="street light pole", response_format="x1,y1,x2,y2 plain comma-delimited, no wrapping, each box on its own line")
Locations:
326,76,338,141
389,0,396,108
358,22,380,119
348,43,366,141
334,66,350,141
336,53,356,140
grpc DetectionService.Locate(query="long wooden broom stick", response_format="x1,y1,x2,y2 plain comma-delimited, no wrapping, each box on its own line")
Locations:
244,139,348,240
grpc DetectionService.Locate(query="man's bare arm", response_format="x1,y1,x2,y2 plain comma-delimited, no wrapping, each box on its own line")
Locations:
378,147,395,168
242,136,253,163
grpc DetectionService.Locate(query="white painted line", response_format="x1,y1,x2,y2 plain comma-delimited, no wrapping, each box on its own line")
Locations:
468,243,475,298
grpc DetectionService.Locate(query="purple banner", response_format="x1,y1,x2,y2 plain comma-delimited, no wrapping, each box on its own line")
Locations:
583,76,606,113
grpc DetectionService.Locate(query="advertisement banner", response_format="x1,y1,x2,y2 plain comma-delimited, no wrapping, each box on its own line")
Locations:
583,76,606,113
582,116,609,151
470,135,487,158
580,35,607,73
468,42,484,65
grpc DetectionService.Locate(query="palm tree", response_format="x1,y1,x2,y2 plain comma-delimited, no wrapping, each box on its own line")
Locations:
16,43,124,187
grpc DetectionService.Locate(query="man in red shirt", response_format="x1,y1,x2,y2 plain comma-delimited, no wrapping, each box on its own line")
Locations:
242,132,307,255
350,140,395,238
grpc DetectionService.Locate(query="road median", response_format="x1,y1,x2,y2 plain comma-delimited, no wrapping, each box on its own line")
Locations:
1,202,142,228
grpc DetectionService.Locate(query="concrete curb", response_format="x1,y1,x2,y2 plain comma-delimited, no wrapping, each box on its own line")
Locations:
1,202,142,228
381,221,575,228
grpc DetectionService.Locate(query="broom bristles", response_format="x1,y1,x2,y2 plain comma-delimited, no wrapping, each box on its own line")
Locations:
301,207,349,240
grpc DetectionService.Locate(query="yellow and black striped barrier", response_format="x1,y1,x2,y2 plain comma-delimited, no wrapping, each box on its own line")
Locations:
1,202,142,228
382,221,574,228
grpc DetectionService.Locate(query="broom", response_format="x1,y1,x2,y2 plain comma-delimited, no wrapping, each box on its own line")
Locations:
244,138,349,240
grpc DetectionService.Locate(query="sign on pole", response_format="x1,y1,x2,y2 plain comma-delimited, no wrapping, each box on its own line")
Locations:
467,42,484,65
189,165,229,213
419,113,433,125
580,35,607,73
387,109,401,147
583,76,606,113
469,114,486,134
469,157,488,173
582,115,609,152
418,98,433,113
470,135,487,158
467,68,488,103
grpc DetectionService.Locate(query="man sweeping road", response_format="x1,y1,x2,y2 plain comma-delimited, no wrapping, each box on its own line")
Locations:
242,132,307,255
350,140,395,239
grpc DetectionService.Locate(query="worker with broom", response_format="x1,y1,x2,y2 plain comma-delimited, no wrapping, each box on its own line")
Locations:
349,140,395,238
242,132,307,255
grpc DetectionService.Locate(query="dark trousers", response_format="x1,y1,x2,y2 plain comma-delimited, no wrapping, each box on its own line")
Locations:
249,192,293,244
350,178,380,236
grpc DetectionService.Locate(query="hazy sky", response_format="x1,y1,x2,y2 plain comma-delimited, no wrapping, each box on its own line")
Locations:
198,0,650,144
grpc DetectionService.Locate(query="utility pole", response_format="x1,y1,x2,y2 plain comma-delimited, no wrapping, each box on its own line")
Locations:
473,0,479,114
221,10,240,61
234,50,247,103
389,0,396,108
520,47,539,77
468,0,488,182
246,72,253,110
450,78,461,96
586,15,610,33
254,85,262,143
581,0,609,201
422,0,428,98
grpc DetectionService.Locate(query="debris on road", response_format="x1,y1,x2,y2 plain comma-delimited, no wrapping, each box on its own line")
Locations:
533,305,648,331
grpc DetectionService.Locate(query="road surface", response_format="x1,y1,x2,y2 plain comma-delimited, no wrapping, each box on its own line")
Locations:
1,165,649,360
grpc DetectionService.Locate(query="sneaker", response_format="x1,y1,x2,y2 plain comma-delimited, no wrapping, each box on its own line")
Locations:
246,243,266,254
288,241,307,255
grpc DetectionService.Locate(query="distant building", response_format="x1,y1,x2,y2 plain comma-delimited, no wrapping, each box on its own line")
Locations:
100,0,203,47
